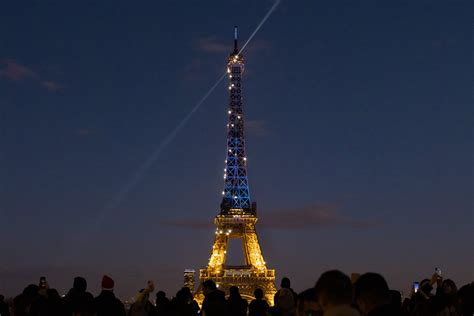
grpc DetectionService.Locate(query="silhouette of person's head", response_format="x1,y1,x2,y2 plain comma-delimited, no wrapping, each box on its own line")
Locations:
23,284,39,296
73,276,87,292
254,288,264,300
155,290,170,307
47,288,61,301
314,270,352,311
297,288,319,316
181,287,193,302
281,277,291,289
419,279,432,296
354,273,390,316
203,280,217,295
101,275,114,291
229,286,240,298
441,279,457,296
457,282,474,316
175,288,186,303
0,294,4,302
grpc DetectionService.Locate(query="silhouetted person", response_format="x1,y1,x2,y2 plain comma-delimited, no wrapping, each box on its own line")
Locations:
314,270,360,316
201,280,228,316
129,290,156,316
249,288,269,316
27,281,65,316
13,284,40,316
0,295,10,316
93,275,126,316
404,278,434,316
388,290,402,315
354,273,398,316
227,286,248,316
155,291,171,316
168,287,199,316
274,277,297,316
431,279,459,316
129,281,156,316
181,287,199,316
63,276,94,316
45,288,67,316
457,282,474,316
296,288,321,316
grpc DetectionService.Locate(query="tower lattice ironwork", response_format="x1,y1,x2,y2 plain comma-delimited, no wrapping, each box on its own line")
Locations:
196,27,276,305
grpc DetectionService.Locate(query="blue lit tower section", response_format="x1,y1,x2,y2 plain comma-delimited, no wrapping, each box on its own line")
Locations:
221,26,255,215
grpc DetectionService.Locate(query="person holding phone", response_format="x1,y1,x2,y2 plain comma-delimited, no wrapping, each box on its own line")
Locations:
129,281,156,316
38,277,49,297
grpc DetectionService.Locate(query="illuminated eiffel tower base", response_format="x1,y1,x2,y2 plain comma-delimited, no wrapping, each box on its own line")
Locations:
197,210,276,304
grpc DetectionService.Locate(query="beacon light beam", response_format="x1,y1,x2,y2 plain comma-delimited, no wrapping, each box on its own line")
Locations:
239,0,282,54
60,0,284,259
93,0,283,221
91,72,228,227
52,73,227,266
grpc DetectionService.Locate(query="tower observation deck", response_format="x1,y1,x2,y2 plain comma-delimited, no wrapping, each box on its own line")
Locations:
196,27,277,305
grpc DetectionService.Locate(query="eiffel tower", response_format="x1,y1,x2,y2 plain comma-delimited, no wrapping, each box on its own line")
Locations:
196,27,277,304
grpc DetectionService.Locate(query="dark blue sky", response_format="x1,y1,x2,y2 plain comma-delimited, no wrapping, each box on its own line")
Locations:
1,0,472,299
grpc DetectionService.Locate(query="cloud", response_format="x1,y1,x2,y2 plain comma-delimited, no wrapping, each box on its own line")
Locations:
0,58,38,81
41,80,61,91
196,37,230,53
0,58,61,91
259,203,379,229
161,203,379,230
246,120,271,136
244,39,272,53
195,37,271,54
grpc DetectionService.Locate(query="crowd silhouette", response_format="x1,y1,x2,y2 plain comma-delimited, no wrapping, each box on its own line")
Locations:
1,271,472,316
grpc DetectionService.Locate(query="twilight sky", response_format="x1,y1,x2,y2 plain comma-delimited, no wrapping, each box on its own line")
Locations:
1,0,472,300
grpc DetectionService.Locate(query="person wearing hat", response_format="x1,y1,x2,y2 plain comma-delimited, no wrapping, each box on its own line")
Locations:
93,275,126,316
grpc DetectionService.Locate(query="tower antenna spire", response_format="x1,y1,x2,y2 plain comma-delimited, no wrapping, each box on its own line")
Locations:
233,25,238,54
